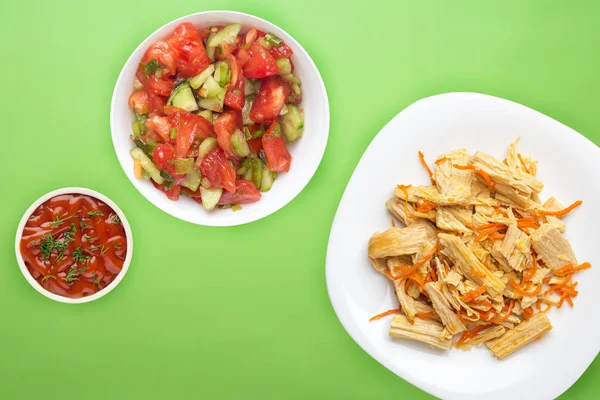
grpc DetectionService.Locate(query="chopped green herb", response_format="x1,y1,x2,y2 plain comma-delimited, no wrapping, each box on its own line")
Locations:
110,214,120,225
100,244,110,255
40,275,56,285
62,265,88,286
83,235,96,242
160,170,174,189
144,59,160,75
92,273,103,290
72,247,90,264
49,212,76,228
89,245,101,252
79,218,88,230
87,210,104,217
113,243,121,250
38,222,77,262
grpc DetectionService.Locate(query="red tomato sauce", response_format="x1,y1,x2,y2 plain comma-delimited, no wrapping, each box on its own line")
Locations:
19,194,128,299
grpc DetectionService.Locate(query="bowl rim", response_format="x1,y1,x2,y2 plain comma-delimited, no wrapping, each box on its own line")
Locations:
109,10,330,226
14,187,134,304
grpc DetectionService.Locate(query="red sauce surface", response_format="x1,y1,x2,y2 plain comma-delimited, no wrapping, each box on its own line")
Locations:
19,194,127,299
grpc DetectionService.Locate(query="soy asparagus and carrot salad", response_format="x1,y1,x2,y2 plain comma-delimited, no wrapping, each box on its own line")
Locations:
128,22,304,211
367,140,590,359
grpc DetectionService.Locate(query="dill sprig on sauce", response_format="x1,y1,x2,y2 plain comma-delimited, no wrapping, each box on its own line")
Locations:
87,209,104,217
49,212,77,228
62,265,88,286
72,247,91,264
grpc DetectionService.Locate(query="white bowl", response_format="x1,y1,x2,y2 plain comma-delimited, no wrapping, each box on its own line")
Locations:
15,187,133,304
327,93,600,400
110,11,329,226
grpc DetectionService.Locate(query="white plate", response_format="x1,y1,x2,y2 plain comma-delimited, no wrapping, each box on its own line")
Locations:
110,11,329,226
326,93,600,400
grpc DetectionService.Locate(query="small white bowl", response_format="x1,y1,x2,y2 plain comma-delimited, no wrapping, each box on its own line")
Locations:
110,11,330,226
15,187,133,304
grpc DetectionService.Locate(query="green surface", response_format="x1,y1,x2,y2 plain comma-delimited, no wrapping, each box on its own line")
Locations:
2,0,599,399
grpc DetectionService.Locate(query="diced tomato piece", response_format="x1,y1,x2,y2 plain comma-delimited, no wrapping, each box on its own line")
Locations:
262,119,291,172
151,180,180,201
197,27,210,42
213,110,242,159
200,148,236,192
147,91,167,115
215,42,238,61
269,42,293,59
242,42,279,79
163,105,186,115
141,40,178,76
248,138,262,154
136,68,175,97
129,90,149,115
152,143,177,174
170,111,216,159
250,76,286,124
145,115,173,142
167,22,211,78
218,179,262,205
223,55,244,110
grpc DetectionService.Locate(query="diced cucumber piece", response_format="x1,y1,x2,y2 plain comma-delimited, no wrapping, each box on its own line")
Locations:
230,130,250,157
170,128,177,139
197,89,225,112
237,162,253,180
174,158,194,174
200,177,212,189
207,24,242,47
190,64,215,89
131,135,155,157
244,79,256,95
160,170,174,189
206,31,217,62
250,158,262,189
276,58,292,75
214,61,231,87
181,167,202,191
231,204,242,212
264,32,283,48
279,104,289,116
198,137,218,159
168,82,199,112
200,187,223,211
132,120,145,136
257,37,272,50
199,76,222,99
281,105,304,142
260,161,277,192
130,147,164,184
281,74,301,85
195,109,213,123
241,95,254,126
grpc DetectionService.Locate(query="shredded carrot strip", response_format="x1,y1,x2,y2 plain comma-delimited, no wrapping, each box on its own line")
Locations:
408,274,425,287
493,206,508,217
475,226,505,242
396,185,412,218
388,244,439,282
566,296,574,308
555,262,591,277
133,159,143,179
536,200,583,217
517,153,530,173
457,324,491,345
543,276,551,284
454,164,495,191
546,274,572,294
460,285,486,303
416,201,438,213
415,311,436,320
369,308,402,321
523,264,538,282
488,233,506,241
430,266,438,282
477,299,493,308
418,151,435,184
523,307,534,320
509,279,542,296
435,156,448,165
490,299,515,323
391,218,396,227
474,223,507,231
470,268,486,278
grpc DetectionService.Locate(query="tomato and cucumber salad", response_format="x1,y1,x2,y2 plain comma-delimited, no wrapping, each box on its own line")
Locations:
128,22,305,211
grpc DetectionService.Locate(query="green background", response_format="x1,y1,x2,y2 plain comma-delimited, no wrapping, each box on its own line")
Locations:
2,0,598,398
